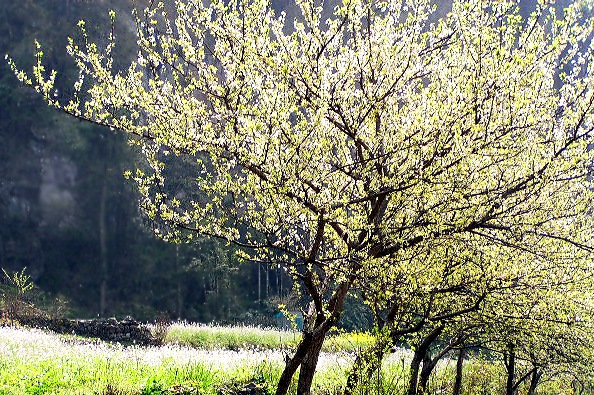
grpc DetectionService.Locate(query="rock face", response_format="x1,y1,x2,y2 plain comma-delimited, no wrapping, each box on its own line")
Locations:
14,314,156,345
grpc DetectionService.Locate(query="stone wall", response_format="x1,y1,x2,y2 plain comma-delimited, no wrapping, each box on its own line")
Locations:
13,314,156,345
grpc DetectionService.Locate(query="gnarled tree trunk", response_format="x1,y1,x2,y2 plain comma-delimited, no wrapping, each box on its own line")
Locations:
527,365,541,395
99,164,109,317
296,332,326,395
406,325,444,395
275,332,316,395
276,278,353,395
418,351,433,392
452,348,466,395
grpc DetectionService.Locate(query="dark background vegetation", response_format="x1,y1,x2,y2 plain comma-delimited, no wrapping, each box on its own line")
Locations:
0,0,301,324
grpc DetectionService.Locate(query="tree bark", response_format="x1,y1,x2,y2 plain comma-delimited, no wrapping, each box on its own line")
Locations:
452,348,466,395
418,340,464,394
275,333,316,395
275,323,332,395
257,262,261,302
278,262,283,299
99,167,108,317
275,276,353,395
266,262,270,299
406,325,444,395
407,349,424,395
505,345,516,395
296,332,326,395
527,367,541,395
175,244,182,319
418,351,432,393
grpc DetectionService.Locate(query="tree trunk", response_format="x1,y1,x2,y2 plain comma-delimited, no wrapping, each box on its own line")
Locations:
266,262,270,299
296,332,326,395
407,348,424,395
99,169,108,317
257,262,261,302
274,321,335,395
175,244,182,319
452,348,466,395
278,262,283,299
527,368,541,395
505,345,516,395
406,325,444,395
279,275,354,395
418,340,463,394
418,350,434,393
275,333,315,395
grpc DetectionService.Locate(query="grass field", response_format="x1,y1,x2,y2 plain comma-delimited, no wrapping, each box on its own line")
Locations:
0,325,405,395
0,325,585,395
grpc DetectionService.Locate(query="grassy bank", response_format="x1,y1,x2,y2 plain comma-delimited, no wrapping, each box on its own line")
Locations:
0,326,584,395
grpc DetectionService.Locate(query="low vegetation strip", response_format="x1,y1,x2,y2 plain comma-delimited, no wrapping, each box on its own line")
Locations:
0,326,278,394
162,322,299,350
8,308,374,352
162,322,375,352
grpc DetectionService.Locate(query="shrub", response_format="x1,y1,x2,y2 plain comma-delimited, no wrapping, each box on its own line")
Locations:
0,267,72,325
0,267,37,319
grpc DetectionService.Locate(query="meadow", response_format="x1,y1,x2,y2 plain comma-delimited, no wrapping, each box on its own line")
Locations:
0,325,391,395
0,324,583,395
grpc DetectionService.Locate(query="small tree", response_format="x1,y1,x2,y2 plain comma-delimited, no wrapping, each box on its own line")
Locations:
0,268,36,320
10,0,594,394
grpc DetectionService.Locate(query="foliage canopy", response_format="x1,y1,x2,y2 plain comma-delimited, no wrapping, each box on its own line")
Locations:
11,0,594,393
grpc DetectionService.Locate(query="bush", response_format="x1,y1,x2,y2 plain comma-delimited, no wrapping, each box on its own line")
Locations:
0,267,37,320
0,267,71,324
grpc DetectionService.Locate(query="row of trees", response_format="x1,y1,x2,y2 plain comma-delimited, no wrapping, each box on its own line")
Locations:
346,240,594,394
12,0,594,394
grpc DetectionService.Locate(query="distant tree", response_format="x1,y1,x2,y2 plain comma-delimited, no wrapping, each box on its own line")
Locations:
11,0,594,394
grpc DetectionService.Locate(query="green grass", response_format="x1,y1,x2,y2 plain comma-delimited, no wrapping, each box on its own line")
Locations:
162,322,300,350
161,322,375,352
0,326,286,395
0,326,374,395
0,326,589,395
321,331,375,352
0,325,385,395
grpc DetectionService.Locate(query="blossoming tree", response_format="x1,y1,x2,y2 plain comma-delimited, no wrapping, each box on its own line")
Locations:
10,0,594,393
